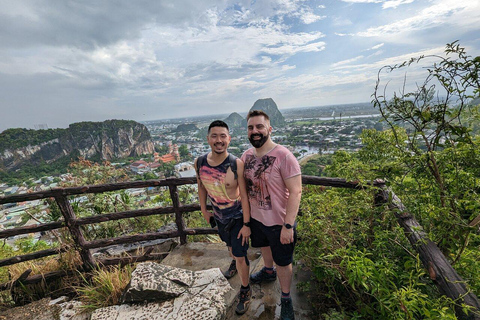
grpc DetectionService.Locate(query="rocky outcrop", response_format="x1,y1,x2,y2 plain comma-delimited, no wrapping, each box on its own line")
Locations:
92,262,234,320
175,123,198,132
249,98,286,127
0,120,154,171
224,112,245,128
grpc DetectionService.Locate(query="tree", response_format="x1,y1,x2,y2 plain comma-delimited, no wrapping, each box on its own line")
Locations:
178,144,190,160
373,41,480,215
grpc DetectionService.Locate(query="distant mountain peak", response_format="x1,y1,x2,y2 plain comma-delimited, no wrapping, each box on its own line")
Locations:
224,112,244,128
249,98,285,127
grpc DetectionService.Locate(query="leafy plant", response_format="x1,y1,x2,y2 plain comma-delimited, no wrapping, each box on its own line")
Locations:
76,264,133,310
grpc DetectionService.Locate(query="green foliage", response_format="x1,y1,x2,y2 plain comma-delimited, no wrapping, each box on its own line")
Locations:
76,264,133,310
0,128,64,152
297,42,480,319
297,187,458,319
300,154,332,176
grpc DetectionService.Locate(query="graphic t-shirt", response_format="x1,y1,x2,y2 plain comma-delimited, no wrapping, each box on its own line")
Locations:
198,154,242,223
241,145,301,226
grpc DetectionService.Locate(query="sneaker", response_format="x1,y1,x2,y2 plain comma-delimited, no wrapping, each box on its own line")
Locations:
250,267,277,284
235,287,251,315
223,259,237,279
280,297,295,320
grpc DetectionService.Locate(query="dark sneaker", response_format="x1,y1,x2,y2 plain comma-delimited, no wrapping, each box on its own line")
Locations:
235,288,251,315
223,259,237,279
250,267,277,284
280,297,295,320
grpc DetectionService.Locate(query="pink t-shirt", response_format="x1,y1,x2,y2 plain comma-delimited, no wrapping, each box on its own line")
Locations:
241,145,301,226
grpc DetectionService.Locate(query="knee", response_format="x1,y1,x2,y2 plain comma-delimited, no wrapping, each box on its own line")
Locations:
234,256,248,266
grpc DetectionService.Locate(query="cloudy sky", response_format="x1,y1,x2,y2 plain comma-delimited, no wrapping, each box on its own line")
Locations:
1,0,479,131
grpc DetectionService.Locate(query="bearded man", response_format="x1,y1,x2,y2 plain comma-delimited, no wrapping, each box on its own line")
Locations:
241,110,302,320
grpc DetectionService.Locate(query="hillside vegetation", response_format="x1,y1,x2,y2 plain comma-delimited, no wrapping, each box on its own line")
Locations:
297,41,480,319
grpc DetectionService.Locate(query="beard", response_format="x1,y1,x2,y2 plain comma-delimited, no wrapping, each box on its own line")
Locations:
249,133,269,148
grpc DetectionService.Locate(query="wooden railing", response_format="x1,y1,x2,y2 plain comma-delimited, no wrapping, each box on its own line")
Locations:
0,176,479,319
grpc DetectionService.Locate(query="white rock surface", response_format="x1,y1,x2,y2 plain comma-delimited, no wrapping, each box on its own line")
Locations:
91,262,234,320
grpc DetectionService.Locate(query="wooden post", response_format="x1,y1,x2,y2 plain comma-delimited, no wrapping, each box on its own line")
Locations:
168,184,187,245
377,187,480,320
54,194,95,270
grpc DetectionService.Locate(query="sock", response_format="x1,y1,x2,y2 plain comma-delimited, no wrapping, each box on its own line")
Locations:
264,266,274,274
241,284,250,291
281,291,291,299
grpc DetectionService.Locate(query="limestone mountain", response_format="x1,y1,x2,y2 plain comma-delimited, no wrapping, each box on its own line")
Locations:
249,98,286,127
223,112,244,128
0,120,154,172
175,123,198,132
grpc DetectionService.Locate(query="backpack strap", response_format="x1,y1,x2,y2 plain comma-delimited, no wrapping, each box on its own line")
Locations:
195,154,207,178
226,154,238,180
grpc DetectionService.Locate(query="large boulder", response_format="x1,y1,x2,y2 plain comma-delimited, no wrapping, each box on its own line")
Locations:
91,262,234,320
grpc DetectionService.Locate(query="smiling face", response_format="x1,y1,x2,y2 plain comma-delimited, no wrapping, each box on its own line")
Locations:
207,126,231,155
247,115,272,148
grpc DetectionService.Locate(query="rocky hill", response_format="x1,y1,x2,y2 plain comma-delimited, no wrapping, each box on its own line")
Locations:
223,112,245,128
175,123,198,132
249,98,286,127
0,120,154,172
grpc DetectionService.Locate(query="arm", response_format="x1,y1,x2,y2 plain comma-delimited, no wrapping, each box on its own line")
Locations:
195,157,213,222
236,159,251,245
280,174,302,244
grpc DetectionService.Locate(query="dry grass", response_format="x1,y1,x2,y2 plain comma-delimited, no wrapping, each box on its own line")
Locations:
76,264,133,310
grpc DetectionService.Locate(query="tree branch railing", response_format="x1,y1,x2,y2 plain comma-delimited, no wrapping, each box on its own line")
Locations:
0,176,478,319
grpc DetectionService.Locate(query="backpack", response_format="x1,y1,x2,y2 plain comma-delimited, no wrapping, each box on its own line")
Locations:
196,153,238,179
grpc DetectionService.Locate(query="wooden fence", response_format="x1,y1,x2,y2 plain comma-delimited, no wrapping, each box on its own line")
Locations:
0,176,479,319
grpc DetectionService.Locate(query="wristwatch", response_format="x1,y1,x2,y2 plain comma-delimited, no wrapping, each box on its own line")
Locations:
283,223,293,229
243,222,251,227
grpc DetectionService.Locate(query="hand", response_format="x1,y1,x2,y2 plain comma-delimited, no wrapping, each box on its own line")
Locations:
202,210,214,222
237,226,251,246
280,226,294,244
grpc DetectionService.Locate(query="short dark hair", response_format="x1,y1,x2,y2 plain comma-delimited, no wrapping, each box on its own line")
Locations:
208,120,229,134
247,110,270,121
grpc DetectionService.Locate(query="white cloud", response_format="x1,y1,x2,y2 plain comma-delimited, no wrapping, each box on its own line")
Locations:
331,55,365,68
299,10,325,24
340,0,413,8
371,43,384,50
382,0,414,9
357,0,480,38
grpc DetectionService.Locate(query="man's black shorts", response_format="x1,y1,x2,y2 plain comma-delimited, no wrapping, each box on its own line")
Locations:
250,218,296,266
216,217,249,258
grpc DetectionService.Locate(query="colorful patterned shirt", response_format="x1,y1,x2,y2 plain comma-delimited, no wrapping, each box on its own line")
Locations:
198,154,243,223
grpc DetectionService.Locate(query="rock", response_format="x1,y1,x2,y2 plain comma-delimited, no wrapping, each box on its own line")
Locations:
224,112,245,128
0,120,154,171
92,223,179,259
121,263,194,303
92,262,234,320
249,98,286,127
56,300,90,320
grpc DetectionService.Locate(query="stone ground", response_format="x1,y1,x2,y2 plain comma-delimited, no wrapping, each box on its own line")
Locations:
0,242,316,320
162,242,315,320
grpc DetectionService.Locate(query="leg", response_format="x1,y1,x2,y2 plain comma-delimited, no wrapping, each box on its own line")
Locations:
276,263,293,294
234,255,250,287
260,246,274,268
